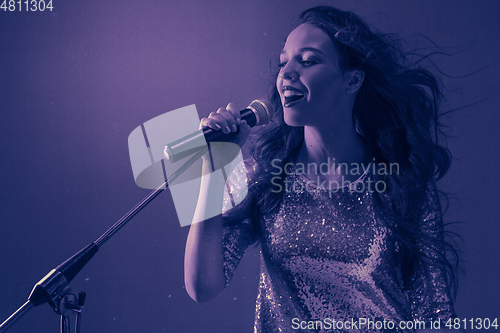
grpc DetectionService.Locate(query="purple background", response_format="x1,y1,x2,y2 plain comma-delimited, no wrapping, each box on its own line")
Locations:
1,0,499,332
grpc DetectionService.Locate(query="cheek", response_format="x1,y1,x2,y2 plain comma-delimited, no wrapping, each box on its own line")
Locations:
307,71,343,100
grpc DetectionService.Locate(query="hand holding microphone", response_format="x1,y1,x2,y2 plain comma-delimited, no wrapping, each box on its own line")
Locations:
199,102,253,148
198,103,252,173
164,100,274,163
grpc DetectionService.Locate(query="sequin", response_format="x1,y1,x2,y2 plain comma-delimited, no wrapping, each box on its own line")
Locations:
222,160,455,333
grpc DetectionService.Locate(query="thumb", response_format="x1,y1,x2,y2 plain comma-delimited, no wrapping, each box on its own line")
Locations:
239,119,251,133
238,119,252,140
232,119,252,148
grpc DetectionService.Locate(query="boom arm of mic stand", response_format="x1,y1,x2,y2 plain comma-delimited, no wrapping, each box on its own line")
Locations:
0,147,209,332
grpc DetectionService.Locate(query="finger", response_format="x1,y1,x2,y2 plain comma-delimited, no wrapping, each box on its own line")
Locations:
217,106,238,133
208,110,231,134
226,103,241,126
239,119,251,135
199,116,222,130
231,119,252,148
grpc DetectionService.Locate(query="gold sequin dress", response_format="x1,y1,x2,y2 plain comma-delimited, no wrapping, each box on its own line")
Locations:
222,161,455,332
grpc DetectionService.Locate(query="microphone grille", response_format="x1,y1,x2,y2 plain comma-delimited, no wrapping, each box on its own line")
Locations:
248,100,274,126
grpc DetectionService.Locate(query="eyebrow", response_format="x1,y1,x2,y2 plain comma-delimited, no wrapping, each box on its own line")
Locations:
280,47,326,56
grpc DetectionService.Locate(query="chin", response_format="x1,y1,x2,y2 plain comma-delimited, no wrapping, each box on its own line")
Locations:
283,111,300,127
283,108,307,127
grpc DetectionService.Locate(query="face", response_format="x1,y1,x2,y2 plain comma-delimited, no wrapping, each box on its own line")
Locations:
277,23,353,127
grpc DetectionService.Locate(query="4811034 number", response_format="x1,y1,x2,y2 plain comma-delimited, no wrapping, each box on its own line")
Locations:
1,0,53,11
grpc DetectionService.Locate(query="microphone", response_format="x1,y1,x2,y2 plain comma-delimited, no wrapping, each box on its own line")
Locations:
164,100,274,162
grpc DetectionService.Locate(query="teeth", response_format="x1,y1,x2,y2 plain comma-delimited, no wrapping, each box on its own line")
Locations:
283,90,303,97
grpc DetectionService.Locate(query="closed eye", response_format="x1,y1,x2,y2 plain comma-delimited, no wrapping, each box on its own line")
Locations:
301,58,318,67
278,58,317,69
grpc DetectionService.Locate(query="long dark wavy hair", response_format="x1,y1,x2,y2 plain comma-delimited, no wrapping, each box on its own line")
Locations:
225,6,458,295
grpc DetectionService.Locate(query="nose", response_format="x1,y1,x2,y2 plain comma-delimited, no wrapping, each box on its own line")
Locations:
279,61,298,81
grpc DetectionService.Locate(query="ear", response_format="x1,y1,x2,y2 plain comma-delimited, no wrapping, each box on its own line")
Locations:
345,70,365,94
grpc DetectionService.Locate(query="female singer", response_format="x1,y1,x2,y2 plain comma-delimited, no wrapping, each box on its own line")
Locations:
184,6,462,332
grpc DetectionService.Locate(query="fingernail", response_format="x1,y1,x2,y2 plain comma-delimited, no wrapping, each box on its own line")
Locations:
236,118,241,125
232,125,237,132
225,126,230,133
214,124,221,130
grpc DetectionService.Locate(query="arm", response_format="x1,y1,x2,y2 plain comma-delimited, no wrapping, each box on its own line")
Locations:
408,182,459,327
184,158,226,303
184,103,252,303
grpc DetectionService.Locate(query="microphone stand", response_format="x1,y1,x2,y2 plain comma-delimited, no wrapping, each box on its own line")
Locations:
0,147,209,333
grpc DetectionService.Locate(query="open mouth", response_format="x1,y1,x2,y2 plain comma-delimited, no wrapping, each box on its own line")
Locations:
283,89,305,107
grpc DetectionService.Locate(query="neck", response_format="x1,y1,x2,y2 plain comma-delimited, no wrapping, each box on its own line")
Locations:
295,124,369,179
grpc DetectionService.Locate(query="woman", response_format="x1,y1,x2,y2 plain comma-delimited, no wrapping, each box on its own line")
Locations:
184,6,461,333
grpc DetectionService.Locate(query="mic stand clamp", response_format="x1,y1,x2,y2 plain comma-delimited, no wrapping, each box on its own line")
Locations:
28,268,86,333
